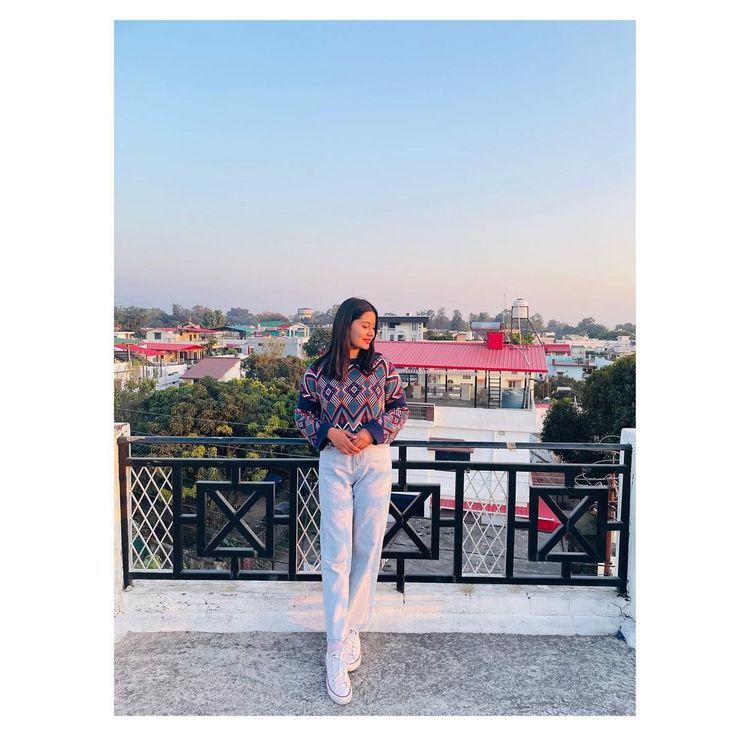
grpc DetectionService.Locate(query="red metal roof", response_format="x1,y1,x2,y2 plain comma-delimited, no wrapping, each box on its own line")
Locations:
543,343,571,353
376,340,548,373
138,342,202,351
115,343,167,357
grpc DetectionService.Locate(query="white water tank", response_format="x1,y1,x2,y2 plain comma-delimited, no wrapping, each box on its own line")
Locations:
511,298,529,320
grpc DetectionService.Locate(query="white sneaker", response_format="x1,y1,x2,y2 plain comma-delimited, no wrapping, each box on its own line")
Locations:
325,649,352,705
344,628,362,672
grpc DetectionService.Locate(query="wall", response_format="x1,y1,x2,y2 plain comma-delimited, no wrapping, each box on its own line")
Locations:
400,404,536,509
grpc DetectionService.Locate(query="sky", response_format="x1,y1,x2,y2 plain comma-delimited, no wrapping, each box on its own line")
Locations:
115,20,635,327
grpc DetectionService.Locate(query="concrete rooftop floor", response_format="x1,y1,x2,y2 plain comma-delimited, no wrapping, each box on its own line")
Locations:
115,630,635,716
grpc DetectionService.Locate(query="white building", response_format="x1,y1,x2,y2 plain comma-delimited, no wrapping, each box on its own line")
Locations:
378,314,429,342
226,335,309,360
377,332,549,524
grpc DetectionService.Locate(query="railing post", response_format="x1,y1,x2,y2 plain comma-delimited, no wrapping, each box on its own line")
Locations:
115,424,132,594
618,430,636,602
454,469,464,581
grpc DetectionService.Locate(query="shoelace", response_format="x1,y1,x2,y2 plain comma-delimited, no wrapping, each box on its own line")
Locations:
327,650,350,689
345,630,359,659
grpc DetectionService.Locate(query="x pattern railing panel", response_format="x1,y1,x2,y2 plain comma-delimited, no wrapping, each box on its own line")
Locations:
462,470,507,575
130,466,174,571
120,438,632,594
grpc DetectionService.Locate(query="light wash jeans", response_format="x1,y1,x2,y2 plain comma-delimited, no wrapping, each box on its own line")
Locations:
318,442,393,644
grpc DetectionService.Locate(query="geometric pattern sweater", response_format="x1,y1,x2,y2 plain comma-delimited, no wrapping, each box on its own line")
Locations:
294,352,409,451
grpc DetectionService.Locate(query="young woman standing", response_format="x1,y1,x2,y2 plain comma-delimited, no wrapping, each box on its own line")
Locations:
294,297,409,705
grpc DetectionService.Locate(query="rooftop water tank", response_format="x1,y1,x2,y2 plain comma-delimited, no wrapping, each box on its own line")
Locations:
511,298,529,320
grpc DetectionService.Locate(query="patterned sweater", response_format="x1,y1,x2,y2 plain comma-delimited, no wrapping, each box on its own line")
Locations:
294,353,409,451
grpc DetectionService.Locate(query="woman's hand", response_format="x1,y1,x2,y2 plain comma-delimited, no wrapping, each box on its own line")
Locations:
327,427,361,455
350,428,375,451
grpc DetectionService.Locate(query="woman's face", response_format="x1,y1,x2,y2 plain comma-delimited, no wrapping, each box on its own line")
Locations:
349,310,376,352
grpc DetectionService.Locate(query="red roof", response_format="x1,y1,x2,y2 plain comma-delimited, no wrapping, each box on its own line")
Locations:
376,340,548,373
137,342,202,351
115,343,167,357
543,343,571,354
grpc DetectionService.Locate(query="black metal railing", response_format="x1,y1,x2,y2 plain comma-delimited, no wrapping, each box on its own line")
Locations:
118,437,632,596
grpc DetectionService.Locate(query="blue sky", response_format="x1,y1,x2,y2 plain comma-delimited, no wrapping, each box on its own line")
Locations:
115,20,634,326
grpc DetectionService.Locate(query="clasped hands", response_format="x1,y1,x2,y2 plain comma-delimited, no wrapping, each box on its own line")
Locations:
327,427,374,455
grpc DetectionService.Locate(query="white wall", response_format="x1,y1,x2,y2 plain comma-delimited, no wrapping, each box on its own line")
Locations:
398,404,537,512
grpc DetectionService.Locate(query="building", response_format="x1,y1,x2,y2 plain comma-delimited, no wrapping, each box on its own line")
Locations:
378,314,429,342
376,329,553,525
116,341,204,364
180,356,242,384
144,324,221,343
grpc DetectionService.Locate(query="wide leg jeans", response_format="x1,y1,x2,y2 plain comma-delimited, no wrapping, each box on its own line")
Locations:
318,442,393,644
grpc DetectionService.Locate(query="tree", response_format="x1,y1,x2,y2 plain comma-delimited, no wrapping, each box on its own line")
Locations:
450,310,467,331
546,319,573,337
304,327,332,357
579,355,635,440
615,323,636,336
493,309,512,325
434,307,450,330
243,353,305,390
534,375,586,401
530,313,545,331
540,398,592,463
254,312,289,324
226,307,254,324
171,304,190,324
468,312,492,326
575,317,610,339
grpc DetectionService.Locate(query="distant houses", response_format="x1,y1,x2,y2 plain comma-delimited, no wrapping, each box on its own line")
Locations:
180,357,241,384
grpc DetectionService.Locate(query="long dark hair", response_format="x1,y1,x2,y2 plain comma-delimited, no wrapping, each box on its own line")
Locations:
313,297,379,380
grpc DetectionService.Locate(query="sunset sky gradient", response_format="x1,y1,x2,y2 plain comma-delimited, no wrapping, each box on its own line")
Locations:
115,20,634,326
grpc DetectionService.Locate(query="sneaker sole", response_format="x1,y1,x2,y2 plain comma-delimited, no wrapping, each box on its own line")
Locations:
326,677,352,705
346,652,362,672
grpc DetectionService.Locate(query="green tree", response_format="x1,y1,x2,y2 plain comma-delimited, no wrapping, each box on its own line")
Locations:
534,375,586,401
575,317,610,339
546,319,573,337
425,330,454,341
530,313,545,331
540,398,592,463
450,310,467,331
255,312,289,324
434,307,450,330
304,327,332,357
579,355,636,440
243,353,305,390
226,307,254,324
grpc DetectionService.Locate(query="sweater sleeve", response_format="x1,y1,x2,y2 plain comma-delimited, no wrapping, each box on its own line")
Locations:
294,367,332,451
364,358,409,445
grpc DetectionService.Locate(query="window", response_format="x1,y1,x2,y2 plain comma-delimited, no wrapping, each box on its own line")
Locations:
431,437,473,462
154,332,161,340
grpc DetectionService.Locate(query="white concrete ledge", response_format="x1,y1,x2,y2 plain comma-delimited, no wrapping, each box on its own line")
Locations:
115,580,631,642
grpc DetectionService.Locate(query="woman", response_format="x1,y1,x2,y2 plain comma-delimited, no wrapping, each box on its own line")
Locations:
294,297,409,705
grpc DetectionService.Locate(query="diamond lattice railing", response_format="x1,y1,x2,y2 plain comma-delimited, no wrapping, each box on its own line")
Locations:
462,470,508,575
295,466,321,573
130,466,174,570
